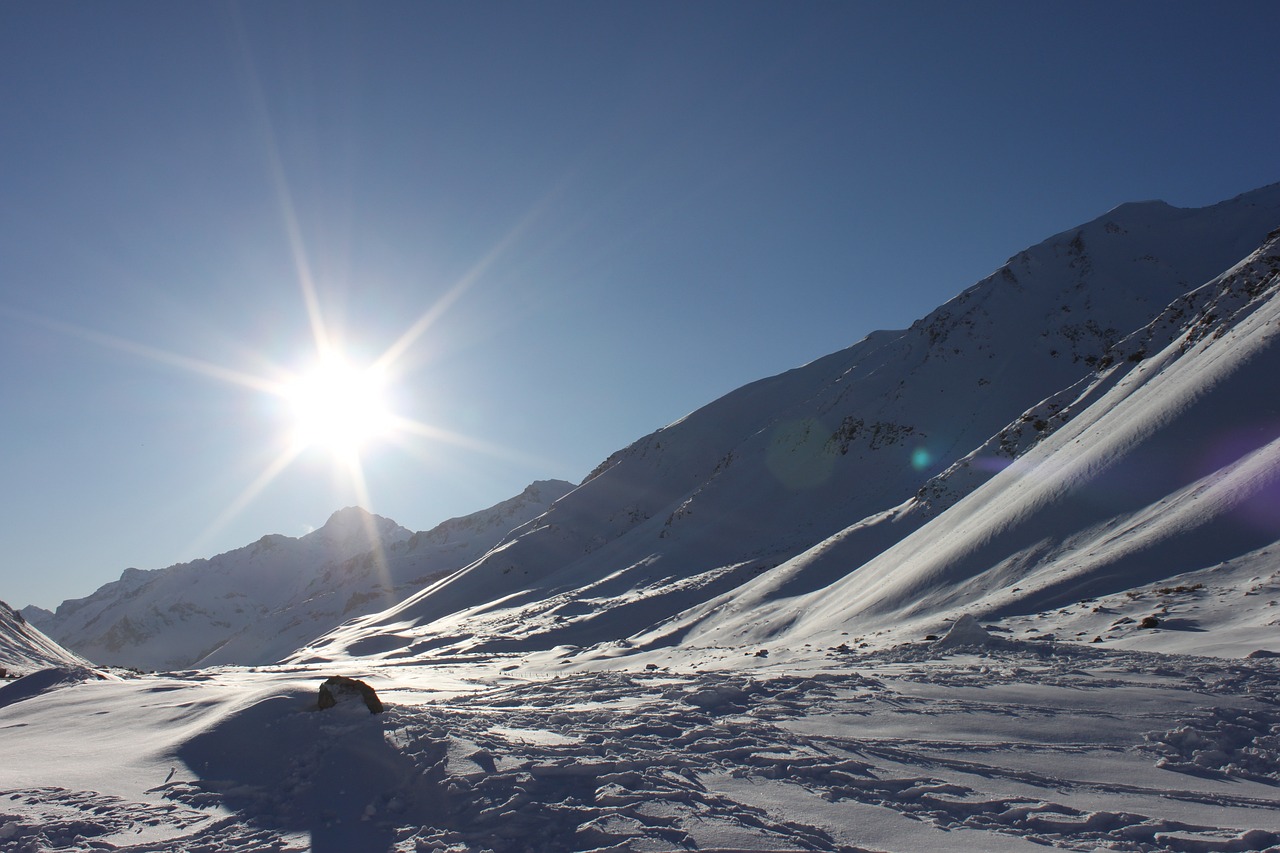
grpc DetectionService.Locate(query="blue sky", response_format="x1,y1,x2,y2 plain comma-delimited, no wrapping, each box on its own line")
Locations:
2,1,1277,609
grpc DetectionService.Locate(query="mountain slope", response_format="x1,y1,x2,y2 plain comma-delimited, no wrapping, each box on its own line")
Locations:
661,225,1280,655
0,599,89,675
295,184,1280,665
36,482,572,670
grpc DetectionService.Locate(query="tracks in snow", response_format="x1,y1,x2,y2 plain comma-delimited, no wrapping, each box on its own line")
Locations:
2,642,1278,852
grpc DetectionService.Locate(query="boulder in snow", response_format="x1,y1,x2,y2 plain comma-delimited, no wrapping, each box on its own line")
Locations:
316,675,384,714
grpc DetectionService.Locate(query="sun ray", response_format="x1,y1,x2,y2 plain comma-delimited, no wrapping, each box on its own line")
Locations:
335,449,396,606
0,305,283,395
228,3,331,357
387,415,555,470
184,442,304,558
373,190,558,375
7,26,570,566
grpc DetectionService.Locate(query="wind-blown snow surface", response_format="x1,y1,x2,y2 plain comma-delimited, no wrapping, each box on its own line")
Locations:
32,482,572,670
1,633,1279,852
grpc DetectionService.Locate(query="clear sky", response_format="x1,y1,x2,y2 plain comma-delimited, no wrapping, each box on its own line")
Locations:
2,1,1277,610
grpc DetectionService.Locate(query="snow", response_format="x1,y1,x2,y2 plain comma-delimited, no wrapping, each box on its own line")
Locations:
0,600,90,675
934,613,998,648
1,639,1278,851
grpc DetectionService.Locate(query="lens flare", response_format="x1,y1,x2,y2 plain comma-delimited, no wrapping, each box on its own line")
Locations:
910,447,933,471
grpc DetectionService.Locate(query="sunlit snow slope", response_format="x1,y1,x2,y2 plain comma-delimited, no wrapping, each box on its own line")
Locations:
296,184,1280,665
0,600,88,674
673,225,1280,654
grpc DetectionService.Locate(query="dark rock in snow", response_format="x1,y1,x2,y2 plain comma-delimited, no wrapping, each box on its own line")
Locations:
1139,615,1161,629
1246,649,1280,659
317,675,384,714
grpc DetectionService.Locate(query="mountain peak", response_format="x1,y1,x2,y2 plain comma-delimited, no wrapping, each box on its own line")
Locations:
523,479,578,498
322,505,375,528
313,506,410,544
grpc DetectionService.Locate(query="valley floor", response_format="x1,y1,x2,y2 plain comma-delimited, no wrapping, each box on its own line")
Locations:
2,639,1279,853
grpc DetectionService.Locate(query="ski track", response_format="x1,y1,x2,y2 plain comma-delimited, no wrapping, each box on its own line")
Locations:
2,643,1278,852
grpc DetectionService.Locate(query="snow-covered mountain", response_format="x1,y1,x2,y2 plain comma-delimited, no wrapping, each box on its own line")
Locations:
657,221,1280,658
296,183,1280,665
0,599,89,675
195,480,573,667
33,480,573,670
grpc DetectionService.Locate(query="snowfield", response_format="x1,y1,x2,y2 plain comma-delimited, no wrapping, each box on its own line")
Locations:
3,550,1279,851
2,626,1279,852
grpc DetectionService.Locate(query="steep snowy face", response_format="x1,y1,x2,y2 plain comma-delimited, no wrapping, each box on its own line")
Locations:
296,184,1280,664
34,483,573,671
0,600,88,674
683,227,1280,652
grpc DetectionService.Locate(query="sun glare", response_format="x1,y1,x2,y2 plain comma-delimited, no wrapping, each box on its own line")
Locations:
282,357,395,455
25,102,553,561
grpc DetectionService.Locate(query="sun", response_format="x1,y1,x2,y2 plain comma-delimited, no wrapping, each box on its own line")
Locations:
281,356,396,456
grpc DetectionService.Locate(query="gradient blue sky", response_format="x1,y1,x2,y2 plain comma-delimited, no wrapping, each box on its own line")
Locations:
3,1,1277,609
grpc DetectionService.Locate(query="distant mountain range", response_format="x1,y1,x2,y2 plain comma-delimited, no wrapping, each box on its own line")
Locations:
25,481,572,669
23,183,1280,670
